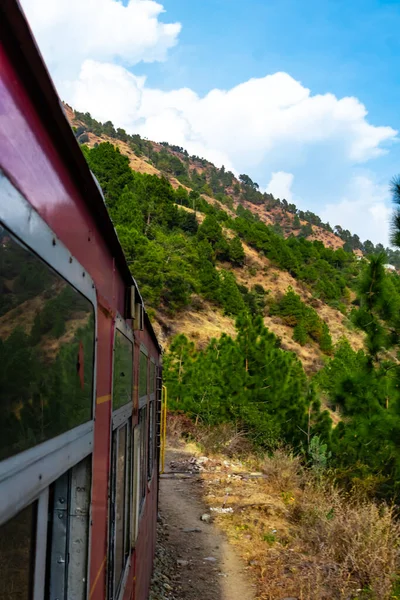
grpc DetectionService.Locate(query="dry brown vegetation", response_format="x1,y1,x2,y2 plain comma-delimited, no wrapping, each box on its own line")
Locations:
168,417,400,600
229,241,365,372
158,203,364,371
153,298,236,350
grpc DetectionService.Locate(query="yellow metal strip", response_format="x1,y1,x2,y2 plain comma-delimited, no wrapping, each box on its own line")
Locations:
89,555,106,599
96,394,111,405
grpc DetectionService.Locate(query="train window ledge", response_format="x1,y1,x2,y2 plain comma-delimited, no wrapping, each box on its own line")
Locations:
0,421,93,526
112,404,133,431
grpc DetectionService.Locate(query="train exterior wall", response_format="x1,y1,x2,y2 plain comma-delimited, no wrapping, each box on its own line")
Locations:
0,6,161,599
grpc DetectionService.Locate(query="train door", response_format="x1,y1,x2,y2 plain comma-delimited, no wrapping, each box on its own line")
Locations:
0,172,96,599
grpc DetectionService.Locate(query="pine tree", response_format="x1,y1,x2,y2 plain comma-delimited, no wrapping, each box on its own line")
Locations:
352,254,393,358
197,215,224,247
219,271,246,315
390,175,400,248
228,236,245,266
293,321,308,345
319,322,333,354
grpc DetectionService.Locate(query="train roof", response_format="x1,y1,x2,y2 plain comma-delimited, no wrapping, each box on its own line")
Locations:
1,0,161,353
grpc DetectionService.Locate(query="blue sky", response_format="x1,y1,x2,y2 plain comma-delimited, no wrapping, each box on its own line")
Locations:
141,0,400,179
22,0,400,245
141,0,400,117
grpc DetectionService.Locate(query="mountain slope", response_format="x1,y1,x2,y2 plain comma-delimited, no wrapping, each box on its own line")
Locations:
64,105,358,250
63,104,369,371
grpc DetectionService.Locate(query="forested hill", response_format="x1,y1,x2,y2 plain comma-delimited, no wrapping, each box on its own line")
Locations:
64,103,368,369
64,101,400,505
64,104,400,267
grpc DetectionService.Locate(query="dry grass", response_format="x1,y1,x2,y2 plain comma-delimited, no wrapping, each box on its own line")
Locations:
153,298,236,350
194,423,253,457
290,483,400,599
228,244,365,372
169,420,400,600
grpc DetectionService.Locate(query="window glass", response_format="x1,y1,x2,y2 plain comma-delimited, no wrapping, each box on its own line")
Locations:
113,331,133,410
139,406,147,507
110,422,131,598
114,425,127,590
147,400,154,480
139,351,148,398
0,225,95,461
0,503,36,599
150,362,155,394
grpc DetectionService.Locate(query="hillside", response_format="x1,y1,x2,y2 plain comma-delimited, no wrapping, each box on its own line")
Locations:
59,104,400,517
64,104,369,372
64,104,351,251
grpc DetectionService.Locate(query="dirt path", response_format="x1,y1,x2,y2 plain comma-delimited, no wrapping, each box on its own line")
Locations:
152,445,256,600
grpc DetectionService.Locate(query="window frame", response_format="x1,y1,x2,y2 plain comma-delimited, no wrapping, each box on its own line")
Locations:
139,344,149,409
131,425,141,547
138,405,148,513
108,316,135,600
112,326,134,412
109,421,132,600
148,358,157,481
0,168,97,583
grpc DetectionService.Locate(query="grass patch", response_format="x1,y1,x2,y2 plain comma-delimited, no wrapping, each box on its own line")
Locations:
169,417,400,600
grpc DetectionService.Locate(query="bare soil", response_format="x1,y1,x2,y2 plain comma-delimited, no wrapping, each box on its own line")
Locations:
153,445,256,600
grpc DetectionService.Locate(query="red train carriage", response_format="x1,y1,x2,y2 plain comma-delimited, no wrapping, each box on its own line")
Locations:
0,2,162,599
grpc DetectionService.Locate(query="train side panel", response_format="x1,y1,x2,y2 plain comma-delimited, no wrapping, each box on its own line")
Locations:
0,4,161,600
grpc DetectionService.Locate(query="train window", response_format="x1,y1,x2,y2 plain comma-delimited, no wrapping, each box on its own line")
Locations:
131,426,141,546
139,406,147,509
0,503,36,599
110,421,132,598
147,399,154,480
0,224,95,462
150,361,155,394
113,331,133,410
139,350,148,399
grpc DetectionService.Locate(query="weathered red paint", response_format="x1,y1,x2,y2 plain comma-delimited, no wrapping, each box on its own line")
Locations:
0,5,161,599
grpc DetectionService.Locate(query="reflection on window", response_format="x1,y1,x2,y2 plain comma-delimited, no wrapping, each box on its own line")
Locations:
147,399,154,480
150,362,155,394
115,425,126,589
139,406,147,508
113,331,133,410
112,423,131,597
0,225,95,461
139,351,148,399
0,503,36,599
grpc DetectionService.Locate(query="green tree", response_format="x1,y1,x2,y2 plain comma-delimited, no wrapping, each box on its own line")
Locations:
219,271,246,315
293,214,301,229
293,321,308,345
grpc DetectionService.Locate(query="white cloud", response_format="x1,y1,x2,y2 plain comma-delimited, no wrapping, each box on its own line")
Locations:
265,171,294,202
62,62,396,173
21,0,398,245
320,175,392,245
21,0,181,83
